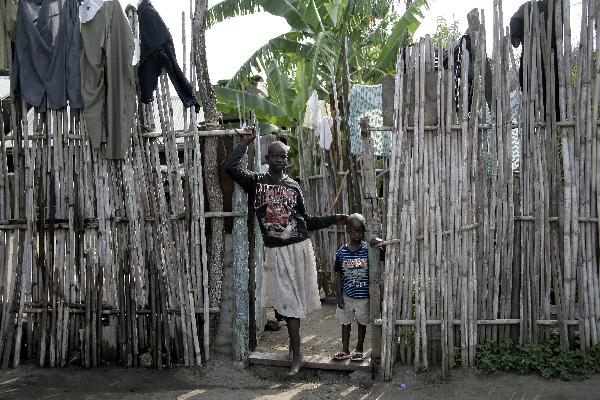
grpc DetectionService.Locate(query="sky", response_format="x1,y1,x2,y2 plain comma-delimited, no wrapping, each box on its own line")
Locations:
119,0,583,84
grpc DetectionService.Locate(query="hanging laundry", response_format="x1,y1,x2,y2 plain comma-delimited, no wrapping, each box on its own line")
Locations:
79,0,103,23
303,90,333,150
482,90,521,171
80,0,135,159
304,90,320,129
124,3,140,65
318,115,333,150
137,0,200,112
0,0,18,73
302,90,328,130
11,0,82,110
348,84,391,156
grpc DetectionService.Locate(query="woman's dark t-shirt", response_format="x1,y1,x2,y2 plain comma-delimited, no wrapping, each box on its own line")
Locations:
225,143,336,248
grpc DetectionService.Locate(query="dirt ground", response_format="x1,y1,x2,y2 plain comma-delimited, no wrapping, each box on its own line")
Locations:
2,356,600,399
255,300,372,359
1,301,600,400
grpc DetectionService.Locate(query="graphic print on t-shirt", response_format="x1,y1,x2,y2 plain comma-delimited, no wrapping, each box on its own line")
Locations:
342,258,369,289
255,183,299,240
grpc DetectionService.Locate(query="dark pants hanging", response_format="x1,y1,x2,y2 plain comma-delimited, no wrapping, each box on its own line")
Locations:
138,41,199,111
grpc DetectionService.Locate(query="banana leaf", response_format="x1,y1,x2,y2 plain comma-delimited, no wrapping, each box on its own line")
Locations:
207,0,312,33
370,0,429,76
225,33,311,90
214,86,294,126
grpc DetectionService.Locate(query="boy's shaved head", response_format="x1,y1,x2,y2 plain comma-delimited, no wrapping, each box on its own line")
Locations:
267,141,290,155
265,141,290,175
347,213,366,228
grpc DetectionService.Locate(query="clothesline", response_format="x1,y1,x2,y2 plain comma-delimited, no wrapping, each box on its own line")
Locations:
9,0,199,160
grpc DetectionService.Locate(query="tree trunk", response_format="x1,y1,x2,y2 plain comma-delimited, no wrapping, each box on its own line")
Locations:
193,0,224,339
341,35,362,213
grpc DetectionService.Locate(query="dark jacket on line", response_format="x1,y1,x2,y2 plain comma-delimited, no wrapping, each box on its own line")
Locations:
11,0,83,110
137,0,200,112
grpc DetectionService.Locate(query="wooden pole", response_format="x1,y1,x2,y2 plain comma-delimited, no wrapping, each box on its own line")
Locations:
232,132,249,364
193,0,224,351
189,33,209,365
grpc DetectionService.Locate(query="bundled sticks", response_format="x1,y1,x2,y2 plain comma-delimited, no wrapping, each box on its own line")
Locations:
0,7,244,369
375,0,599,380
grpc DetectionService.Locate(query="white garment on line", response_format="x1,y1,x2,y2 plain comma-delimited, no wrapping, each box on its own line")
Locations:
319,115,333,150
79,0,106,23
307,90,320,130
304,90,334,150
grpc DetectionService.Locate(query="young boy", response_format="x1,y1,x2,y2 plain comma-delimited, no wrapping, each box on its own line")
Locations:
225,129,347,375
333,213,383,362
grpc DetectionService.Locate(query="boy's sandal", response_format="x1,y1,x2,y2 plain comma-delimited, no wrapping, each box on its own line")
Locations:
351,352,366,361
333,351,351,360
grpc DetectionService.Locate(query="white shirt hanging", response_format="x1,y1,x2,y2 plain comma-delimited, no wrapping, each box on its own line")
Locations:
305,90,320,130
303,90,334,150
319,116,334,150
79,0,106,24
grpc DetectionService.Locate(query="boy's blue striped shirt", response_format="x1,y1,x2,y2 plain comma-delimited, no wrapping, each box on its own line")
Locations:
334,242,369,299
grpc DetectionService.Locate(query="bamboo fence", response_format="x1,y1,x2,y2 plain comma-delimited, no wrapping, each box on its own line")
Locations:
304,41,390,296
299,59,352,297
0,0,597,377
0,7,249,369
378,0,599,379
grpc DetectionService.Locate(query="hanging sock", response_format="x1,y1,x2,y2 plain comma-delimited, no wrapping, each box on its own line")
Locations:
137,0,200,112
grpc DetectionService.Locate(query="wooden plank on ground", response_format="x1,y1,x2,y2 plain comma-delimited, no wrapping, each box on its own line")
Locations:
249,352,372,372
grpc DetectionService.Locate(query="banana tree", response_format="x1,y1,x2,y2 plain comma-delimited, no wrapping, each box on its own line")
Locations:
207,0,429,124
207,1,429,341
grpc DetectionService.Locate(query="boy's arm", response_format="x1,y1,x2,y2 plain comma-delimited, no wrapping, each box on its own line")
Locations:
306,214,344,230
370,237,386,261
225,132,258,192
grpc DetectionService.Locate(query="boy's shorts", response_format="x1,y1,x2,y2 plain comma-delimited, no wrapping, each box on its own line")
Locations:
336,294,370,325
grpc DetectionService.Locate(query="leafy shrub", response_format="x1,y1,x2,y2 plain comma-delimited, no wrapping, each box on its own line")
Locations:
476,331,600,380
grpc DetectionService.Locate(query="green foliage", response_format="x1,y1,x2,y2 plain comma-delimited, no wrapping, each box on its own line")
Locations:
280,132,299,165
369,0,429,77
213,86,293,126
433,16,459,48
476,332,600,380
224,32,310,91
397,327,415,346
323,1,343,27
206,0,261,28
415,362,428,373
206,0,313,33
453,346,462,368
207,0,430,125
265,61,296,117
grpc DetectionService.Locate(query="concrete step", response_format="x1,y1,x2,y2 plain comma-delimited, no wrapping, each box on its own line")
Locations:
248,351,372,372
